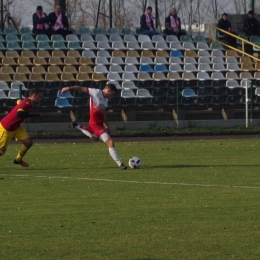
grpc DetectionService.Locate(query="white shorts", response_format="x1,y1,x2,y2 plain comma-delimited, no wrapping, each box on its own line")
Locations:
99,132,110,142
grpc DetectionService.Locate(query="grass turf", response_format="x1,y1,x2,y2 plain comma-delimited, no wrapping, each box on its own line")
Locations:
1,138,260,260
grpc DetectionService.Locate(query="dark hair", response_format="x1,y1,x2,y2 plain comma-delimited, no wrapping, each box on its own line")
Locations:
36,5,43,11
147,6,152,11
222,13,228,17
106,84,117,92
248,10,254,14
29,88,42,96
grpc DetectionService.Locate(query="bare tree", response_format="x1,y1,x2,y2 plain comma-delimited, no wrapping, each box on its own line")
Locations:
2,0,28,29
15,0,260,32
232,0,251,14
54,0,66,13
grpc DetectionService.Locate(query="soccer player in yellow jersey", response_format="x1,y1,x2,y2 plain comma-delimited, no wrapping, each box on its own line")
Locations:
0,88,42,167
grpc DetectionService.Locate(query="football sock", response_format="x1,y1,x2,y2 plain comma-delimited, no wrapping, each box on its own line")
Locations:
16,144,30,162
109,147,122,166
76,125,93,138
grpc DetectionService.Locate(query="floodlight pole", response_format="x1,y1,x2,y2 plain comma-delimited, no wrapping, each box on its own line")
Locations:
95,0,112,28
143,0,147,13
1,0,3,32
155,0,158,28
246,81,248,128
109,0,112,28
95,0,102,28
250,83,253,122
251,0,255,11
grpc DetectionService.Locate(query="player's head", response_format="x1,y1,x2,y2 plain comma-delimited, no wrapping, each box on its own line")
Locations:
102,84,117,98
29,88,42,104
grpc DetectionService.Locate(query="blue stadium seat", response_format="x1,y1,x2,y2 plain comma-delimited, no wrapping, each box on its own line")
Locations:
139,64,154,73
57,90,75,99
170,50,184,58
55,98,73,108
182,88,198,97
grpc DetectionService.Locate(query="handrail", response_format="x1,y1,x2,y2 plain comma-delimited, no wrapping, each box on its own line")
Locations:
206,23,260,62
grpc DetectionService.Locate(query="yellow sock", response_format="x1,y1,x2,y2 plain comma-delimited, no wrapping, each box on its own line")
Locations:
16,144,30,162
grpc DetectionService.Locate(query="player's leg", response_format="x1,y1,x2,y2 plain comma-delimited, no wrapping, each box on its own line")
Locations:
100,133,127,170
0,123,13,156
68,111,98,141
13,126,32,167
72,123,98,141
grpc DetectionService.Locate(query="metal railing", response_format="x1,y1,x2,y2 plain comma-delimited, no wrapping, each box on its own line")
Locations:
206,23,260,62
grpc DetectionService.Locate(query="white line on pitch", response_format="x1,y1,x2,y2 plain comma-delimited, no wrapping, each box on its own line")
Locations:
1,174,260,189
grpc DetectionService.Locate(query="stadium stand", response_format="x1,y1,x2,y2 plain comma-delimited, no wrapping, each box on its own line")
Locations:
2,23,260,123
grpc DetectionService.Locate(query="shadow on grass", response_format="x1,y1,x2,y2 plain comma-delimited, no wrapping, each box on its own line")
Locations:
136,259,169,260
27,164,260,171
150,164,260,168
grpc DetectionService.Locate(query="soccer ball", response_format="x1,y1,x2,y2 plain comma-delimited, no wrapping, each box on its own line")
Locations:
129,156,142,169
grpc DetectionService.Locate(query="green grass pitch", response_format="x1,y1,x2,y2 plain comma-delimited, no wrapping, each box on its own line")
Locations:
1,138,260,260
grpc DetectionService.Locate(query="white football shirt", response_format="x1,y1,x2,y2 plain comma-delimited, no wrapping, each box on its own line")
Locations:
86,88,108,126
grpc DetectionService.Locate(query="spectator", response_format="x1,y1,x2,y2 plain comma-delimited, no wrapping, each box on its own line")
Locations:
32,5,51,37
48,5,73,38
165,8,186,38
244,10,260,37
217,13,237,47
140,6,160,36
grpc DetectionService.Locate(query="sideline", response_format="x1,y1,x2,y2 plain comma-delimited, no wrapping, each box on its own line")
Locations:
9,134,260,144
1,174,260,190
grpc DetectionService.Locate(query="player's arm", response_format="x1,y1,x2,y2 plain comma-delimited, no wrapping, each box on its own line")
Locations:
61,86,89,94
103,113,112,134
17,109,41,118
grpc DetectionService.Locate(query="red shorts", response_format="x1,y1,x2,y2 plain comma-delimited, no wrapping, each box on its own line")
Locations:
86,124,106,138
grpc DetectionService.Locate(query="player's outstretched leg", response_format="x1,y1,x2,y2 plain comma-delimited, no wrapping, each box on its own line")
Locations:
68,111,98,141
14,138,33,167
101,134,127,170
69,123,99,141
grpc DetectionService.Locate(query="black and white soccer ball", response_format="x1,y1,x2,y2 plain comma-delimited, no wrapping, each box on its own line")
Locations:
129,156,142,169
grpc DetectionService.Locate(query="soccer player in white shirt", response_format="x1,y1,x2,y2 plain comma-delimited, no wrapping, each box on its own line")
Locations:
61,84,127,170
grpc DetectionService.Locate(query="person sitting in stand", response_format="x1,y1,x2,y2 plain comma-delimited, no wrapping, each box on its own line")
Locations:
48,5,73,38
217,13,237,47
165,7,186,38
140,6,160,36
32,5,51,37
244,10,260,37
